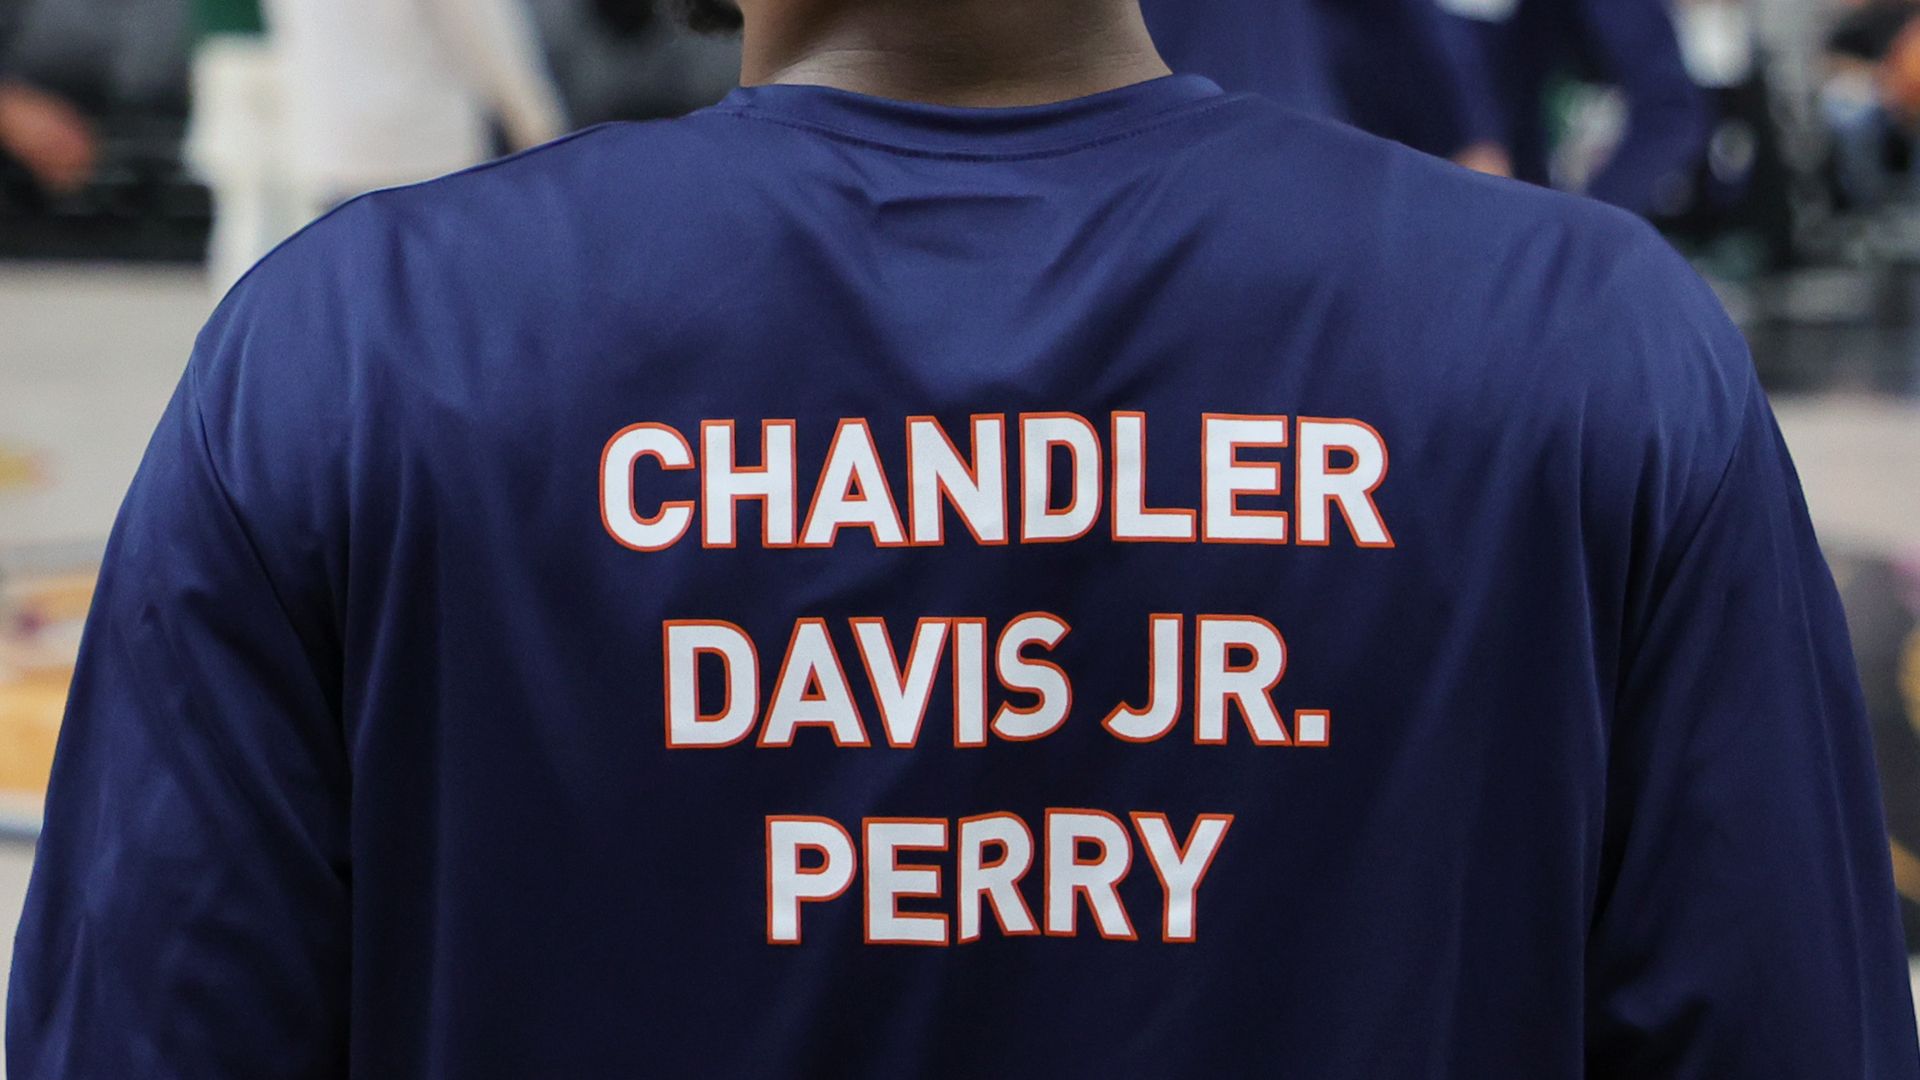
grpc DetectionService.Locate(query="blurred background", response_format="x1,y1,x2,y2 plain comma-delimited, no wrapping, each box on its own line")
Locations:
0,0,1917,1057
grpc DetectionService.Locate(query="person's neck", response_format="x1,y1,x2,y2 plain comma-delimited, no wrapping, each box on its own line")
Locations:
738,0,1171,108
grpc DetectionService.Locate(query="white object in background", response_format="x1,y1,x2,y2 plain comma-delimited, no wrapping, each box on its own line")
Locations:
419,0,570,154
262,0,568,201
185,35,304,297
1550,86,1628,195
1437,0,1519,23
1678,0,1756,90
1913,957,1920,1038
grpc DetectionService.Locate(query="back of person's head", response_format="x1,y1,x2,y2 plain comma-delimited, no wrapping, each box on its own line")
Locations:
675,0,743,34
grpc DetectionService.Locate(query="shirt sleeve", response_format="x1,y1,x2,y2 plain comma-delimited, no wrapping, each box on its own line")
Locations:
6,359,351,1076
1586,377,1920,1075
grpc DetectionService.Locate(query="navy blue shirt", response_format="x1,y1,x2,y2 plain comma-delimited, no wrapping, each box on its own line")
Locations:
11,75,1917,1078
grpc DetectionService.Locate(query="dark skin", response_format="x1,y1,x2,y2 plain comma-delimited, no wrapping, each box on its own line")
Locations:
682,0,1171,107
681,0,1512,174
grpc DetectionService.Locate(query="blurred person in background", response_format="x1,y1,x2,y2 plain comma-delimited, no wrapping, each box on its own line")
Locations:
1445,0,1714,215
1139,0,1511,173
533,0,739,125
0,77,92,193
0,0,186,195
261,0,568,221
1825,0,1920,209
185,0,295,293
1656,0,1797,270
1319,0,1510,173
